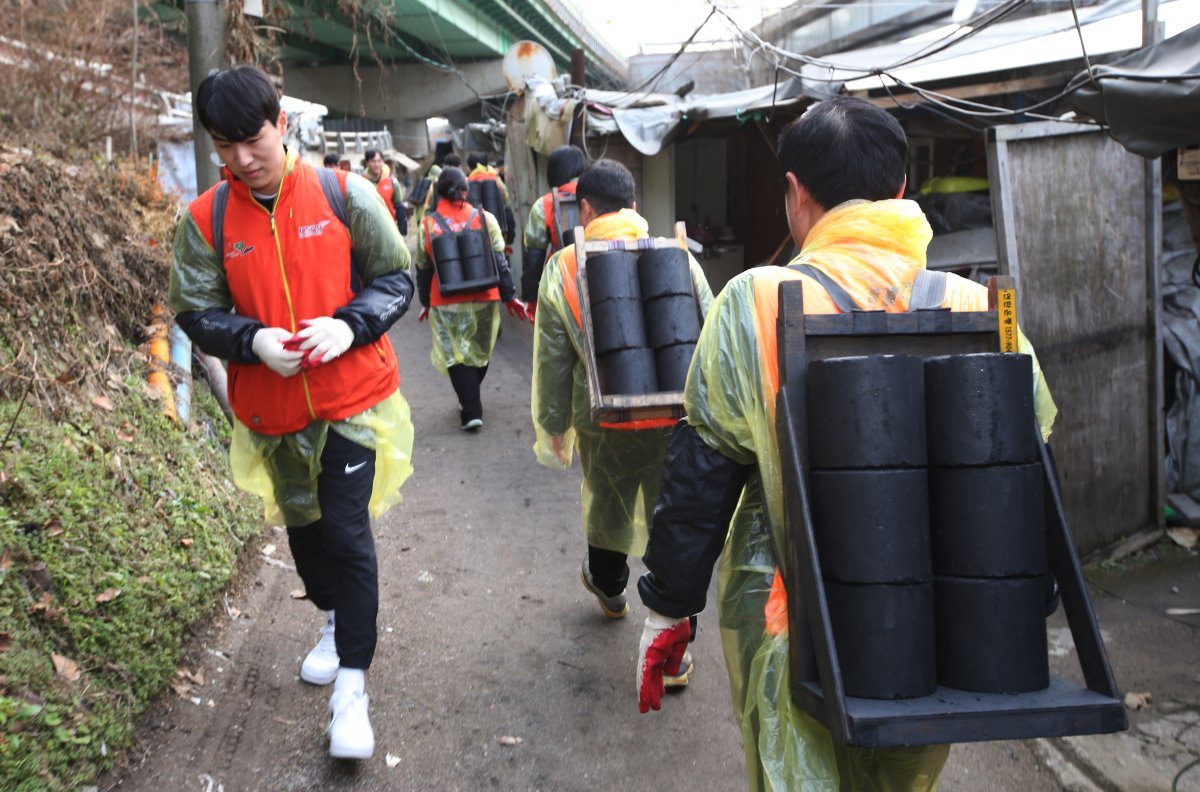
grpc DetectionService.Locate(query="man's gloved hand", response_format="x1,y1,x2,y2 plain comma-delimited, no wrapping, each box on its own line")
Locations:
550,434,570,467
252,327,304,378
637,610,691,713
505,299,533,324
293,316,353,366
527,300,537,321
418,307,430,322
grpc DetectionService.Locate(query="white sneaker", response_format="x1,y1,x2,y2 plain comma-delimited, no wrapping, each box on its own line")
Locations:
300,613,339,685
328,690,374,760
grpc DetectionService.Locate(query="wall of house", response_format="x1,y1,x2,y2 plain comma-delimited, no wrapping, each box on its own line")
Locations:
988,123,1156,553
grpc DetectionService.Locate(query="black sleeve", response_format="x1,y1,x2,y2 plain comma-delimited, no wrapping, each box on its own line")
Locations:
521,247,546,302
638,422,754,618
175,309,264,364
393,184,408,236
503,208,516,245
332,268,414,344
416,266,433,308
495,250,516,303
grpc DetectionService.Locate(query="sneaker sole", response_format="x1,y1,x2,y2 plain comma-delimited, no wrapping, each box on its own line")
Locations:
329,742,374,760
579,568,628,619
300,666,338,686
664,659,694,689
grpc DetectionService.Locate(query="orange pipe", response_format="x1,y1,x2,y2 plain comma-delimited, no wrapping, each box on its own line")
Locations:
148,304,178,421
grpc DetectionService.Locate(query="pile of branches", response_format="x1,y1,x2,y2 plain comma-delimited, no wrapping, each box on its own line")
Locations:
0,149,177,406
0,0,191,156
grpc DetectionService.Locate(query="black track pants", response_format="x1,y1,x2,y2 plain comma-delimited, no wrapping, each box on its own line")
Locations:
286,431,378,669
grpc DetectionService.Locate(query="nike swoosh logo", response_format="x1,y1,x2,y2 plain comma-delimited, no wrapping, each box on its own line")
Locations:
344,461,368,475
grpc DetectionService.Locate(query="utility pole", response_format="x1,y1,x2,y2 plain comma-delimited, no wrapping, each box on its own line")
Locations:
569,48,586,151
185,0,226,192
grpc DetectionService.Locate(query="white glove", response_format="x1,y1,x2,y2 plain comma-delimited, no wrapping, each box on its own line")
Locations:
636,610,691,713
251,327,304,378
295,317,354,366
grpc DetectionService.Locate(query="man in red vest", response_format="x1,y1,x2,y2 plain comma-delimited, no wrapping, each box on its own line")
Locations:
363,148,408,236
169,65,416,762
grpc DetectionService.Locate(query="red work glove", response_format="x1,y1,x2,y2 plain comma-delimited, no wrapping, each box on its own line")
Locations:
637,611,691,713
281,332,316,370
527,300,538,321
418,307,429,322
506,299,533,324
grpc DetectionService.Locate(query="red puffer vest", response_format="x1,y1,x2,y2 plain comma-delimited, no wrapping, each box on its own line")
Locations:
188,161,399,435
423,198,501,307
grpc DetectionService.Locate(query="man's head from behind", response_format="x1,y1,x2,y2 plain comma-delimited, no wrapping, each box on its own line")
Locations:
576,159,635,225
547,145,587,190
778,97,908,246
467,152,487,171
196,65,286,194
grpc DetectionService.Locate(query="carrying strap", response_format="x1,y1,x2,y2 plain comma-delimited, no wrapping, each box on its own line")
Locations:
316,166,350,227
211,181,230,256
908,269,948,311
791,263,859,313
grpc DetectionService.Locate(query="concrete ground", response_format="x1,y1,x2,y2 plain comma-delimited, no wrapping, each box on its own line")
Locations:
99,310,1199,791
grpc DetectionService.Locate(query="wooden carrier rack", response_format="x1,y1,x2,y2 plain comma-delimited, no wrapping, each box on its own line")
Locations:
775,276,1127,747
575,221,700,425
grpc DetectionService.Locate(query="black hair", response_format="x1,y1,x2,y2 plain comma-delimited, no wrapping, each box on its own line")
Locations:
323,153,340,167
443,153,462,168
467,152,487,171
777,96,908,210
576,159,635,216
547,145,587,189
363,149,384,168
195,65,281,142
436,166,470,203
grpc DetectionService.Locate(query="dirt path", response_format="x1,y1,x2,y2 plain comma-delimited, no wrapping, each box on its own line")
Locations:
102,313,745,791
102,310,1056,791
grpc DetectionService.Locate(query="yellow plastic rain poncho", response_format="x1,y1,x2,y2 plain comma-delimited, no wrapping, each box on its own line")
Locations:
414,206,507,375
169,150,416,527
683,199,1057,791
532,209,715,556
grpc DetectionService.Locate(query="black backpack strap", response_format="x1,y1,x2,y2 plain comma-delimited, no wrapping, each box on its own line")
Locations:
791,263,859,313
908,269,949,311
316,166,350,228
315,166,361,292
210,181,230,257
430,211,455,236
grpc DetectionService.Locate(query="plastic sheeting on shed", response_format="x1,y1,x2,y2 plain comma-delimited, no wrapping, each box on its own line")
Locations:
1067,23,1200,157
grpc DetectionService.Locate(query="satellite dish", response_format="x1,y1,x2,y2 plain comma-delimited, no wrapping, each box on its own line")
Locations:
503,40,558,92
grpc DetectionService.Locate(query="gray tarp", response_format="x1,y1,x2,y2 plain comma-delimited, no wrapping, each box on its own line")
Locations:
1161,202,1200,498
1067,23,1200,157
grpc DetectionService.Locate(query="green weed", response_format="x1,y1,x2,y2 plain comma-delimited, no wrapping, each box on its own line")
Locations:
0,368,261,790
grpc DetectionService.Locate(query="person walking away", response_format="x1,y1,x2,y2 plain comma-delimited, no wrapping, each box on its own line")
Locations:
323,152,340,168
363,148,408,237
467,152,516,247
530,159,713,677
415,166,531,431
633,97,1059,791
168,65,416,762
522,145,587,317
